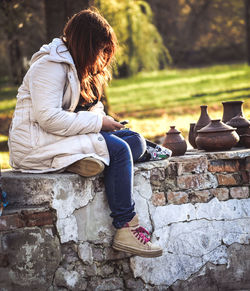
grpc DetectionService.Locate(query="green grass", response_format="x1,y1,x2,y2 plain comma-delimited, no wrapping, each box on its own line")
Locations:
0,152,9,169
0,84,17,115
107,63,250,117
1,63,250,169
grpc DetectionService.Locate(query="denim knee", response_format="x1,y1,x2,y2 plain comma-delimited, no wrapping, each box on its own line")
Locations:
133,132,147,159
101,131,132,161
124,131,146,161
110,139,132,161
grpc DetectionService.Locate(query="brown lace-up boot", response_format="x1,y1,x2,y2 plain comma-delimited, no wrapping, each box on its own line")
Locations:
112,214,162,257
67,157,105,177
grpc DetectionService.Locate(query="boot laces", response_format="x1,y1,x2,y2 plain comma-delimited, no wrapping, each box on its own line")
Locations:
132,226,150,244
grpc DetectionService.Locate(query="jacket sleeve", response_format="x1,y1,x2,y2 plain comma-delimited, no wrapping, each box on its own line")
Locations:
29,60,103,136
89,101,106,116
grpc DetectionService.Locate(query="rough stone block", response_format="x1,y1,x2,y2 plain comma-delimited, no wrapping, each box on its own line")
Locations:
98,264,115,277
153,197,250,230
0,214,25,231
166,162,177,178
103,247,131,261
246,157,250,171
0,253,9,267
170,244,250,291
135,159,170,172
132,214,250,287
150,168,165,186
176,156,208,175
240,169,249,184
1,228,61,290
167,191,188,205
125,278,144,290
78,242,93,264
152,192,166,206
121,261,130,274
24,211,54,227
1,172,93,209
93,176,105,192
230,187,249,199
59,244,78,267
177,174,212,190
208,160,240,173
165,176,177,191
74,192,114,244
89,276,124,290
210,188,229,201
217,174,240,186
92,246,104,262
54,267,87,290
205,149,250,160
190,190,212,203
224,160,241,172
85,263,98,276
0,211,55,231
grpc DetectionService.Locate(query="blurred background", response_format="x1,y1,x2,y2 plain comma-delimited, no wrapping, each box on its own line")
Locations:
0,0,250,168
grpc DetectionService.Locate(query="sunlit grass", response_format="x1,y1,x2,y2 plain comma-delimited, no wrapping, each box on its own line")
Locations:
0,135,8,142
0,85,17,115
0,135,10,169
108,63,250,116
0,152,10,169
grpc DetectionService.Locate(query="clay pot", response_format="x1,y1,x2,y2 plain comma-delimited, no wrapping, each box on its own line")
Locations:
196,119,239,151
194,105,211,147
227,113,250,134
222,101,243,123
240,134,250,148
162,126,187,156
188,123,197,149
226,114,250,146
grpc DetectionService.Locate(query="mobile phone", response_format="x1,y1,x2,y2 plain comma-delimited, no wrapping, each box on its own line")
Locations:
120,120,129,125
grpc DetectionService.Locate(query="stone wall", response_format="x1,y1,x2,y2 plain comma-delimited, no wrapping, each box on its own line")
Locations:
0,148,249,291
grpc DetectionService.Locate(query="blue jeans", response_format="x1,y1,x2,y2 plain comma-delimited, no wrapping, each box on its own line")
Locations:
101,130,146,228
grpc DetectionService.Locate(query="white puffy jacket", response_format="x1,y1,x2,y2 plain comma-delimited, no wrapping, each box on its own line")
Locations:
8,38,109,173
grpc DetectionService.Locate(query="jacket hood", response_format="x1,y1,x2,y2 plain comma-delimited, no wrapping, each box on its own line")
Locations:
30,38,75,67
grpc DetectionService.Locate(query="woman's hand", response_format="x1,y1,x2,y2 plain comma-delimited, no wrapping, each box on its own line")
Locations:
101,116,124,131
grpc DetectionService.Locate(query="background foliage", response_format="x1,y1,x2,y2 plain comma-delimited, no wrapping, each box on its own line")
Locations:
1,0,250,82
95,0,171,77
148,0,247,66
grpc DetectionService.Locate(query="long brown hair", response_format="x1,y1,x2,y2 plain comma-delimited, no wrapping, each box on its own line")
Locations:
63,8,117,104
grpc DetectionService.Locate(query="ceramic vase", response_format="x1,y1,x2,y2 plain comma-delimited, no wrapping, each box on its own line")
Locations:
163,126,187,156
222,101,244,123
240,127,250,148
226,113,250,146
241,135,250,148
196,119,239,151
194,105,211,148
188,123,197,148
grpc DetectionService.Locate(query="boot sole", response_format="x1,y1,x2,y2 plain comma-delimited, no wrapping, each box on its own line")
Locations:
112,242,163,258
67,158,105,177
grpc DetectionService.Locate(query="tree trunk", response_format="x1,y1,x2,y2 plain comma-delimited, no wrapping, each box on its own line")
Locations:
44,0,90,42
245,0,250,65
9,38,25,85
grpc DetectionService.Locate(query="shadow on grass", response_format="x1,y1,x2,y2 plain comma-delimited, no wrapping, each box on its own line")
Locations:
0,116,12,136
192,87,250,98
0,141,8,151
176,94,250,104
